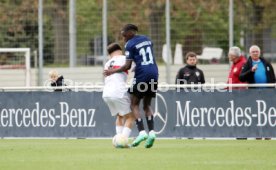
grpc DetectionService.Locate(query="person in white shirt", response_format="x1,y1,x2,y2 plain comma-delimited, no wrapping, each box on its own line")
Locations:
103,43,135,144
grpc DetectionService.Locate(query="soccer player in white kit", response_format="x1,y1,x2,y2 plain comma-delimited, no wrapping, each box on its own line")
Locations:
102,43,135,144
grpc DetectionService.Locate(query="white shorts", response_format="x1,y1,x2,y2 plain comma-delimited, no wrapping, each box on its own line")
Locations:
103,94,131,117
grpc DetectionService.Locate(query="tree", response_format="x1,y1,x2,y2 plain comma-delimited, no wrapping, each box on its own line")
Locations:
143,0,165,60
50,0,69,64
102,0,166,59
0,0,62,65
171,0,229,57
238,0,276,53
0,0,38,49
2,0,276,66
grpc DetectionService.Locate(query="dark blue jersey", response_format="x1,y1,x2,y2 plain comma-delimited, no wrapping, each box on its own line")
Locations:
125,35,158,83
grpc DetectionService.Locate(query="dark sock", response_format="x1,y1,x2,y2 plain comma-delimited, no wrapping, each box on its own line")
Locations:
146,115,154,131
135,119,145,132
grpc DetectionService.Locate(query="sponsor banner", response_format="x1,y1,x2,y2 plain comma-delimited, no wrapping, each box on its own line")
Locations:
159,89,276,138
0,89,276,138
0,92,105,137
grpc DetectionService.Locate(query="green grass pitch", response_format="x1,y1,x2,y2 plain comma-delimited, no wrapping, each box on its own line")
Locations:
0,139,276,170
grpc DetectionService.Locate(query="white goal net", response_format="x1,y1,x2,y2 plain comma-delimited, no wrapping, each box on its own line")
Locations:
0,48,31,87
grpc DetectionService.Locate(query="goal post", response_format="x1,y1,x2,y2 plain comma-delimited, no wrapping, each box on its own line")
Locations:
0,48,31,87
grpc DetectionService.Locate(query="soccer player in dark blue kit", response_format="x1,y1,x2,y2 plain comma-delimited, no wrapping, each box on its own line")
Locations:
104,24,158,148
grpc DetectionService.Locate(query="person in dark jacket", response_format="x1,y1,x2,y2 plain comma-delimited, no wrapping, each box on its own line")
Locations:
239,45,276,86
239,45,275,140
49,70,65,91
175,52,205,85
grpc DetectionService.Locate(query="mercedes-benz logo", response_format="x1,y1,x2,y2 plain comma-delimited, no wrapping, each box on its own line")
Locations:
153,93,168,134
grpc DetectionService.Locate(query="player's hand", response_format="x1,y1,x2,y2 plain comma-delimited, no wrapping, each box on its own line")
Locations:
103,69,114,76
251,64,258,72
131,66,136,72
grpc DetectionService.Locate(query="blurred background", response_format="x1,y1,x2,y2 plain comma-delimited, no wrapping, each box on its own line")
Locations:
0,0,276,86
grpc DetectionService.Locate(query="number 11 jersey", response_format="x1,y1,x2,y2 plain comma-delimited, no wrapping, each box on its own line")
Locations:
125,35,159,83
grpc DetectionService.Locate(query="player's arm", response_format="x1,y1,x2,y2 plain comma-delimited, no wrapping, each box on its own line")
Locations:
200,70,205,84
104,60,132,76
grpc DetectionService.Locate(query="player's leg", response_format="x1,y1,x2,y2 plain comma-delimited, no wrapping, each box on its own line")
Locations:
143,95,154,132
122,112,135,138
116,115,124,135
143,95,156,148
130,94,148,147
115,93,134,139
114,96,134,148
103,97,124,135
144,81,158,148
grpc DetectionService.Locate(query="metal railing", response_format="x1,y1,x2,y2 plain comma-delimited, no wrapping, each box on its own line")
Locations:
1,84,275,92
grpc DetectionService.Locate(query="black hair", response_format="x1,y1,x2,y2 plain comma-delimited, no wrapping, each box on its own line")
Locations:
107,43,122,55
121,24,138,33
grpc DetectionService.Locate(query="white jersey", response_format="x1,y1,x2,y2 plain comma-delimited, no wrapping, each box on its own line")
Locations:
102,55,128,98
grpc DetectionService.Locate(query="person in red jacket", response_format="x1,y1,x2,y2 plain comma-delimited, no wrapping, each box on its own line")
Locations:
227,46,247,140
227,46,247,89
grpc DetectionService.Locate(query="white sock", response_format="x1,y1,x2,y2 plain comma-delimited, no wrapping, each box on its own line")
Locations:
139,130,147,135
122,127,132,138
116,126,123,134
149,130,155,135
